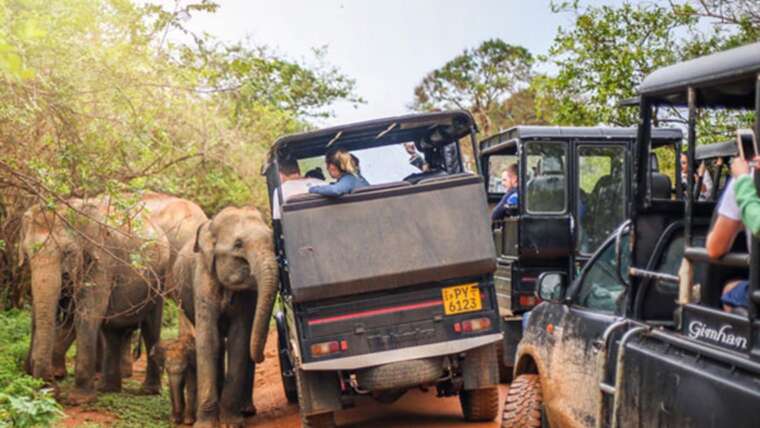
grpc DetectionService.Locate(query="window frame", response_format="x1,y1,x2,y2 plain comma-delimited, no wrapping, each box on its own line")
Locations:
571,230,630,315
575,143,629,255
522,140,569,215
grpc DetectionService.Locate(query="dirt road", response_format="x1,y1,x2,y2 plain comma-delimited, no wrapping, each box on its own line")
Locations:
59,329,506,427
248,331,508,428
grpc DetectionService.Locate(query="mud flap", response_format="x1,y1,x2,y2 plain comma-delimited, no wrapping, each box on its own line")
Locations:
462,343,499,390
502,318,523,367
295,368,342,416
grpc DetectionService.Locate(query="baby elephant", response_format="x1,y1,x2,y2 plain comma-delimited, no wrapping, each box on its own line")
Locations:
153,334,196,425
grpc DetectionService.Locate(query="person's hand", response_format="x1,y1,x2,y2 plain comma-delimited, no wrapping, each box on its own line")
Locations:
697,161,706,177
731,157,750,177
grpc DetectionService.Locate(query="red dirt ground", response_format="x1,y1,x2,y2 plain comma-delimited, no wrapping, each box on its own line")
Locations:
58,329,506,427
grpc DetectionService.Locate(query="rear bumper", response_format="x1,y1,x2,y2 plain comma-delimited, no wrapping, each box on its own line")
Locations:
300,332,502,371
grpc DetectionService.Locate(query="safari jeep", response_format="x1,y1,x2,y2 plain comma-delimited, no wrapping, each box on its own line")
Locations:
503,42,760,428
264,111,502,427
478,126,682,380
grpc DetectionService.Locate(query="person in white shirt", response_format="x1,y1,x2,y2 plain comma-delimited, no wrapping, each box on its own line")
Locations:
271,157,326,220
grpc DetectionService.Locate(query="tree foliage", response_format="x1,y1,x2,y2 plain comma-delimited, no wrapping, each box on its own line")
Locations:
0,0,360,308
536,0,759,127
412,39,538,134
535,1,698,127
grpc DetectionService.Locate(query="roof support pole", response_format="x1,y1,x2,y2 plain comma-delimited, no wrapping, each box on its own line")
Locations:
751,73,760,361
686,87,697,247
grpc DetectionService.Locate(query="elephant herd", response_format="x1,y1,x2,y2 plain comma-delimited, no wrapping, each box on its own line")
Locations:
18,192,278,427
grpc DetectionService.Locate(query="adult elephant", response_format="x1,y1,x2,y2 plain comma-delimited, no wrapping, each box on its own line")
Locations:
173,206,277,427
20,193,207,383
68,199,170,399
20,197,168,399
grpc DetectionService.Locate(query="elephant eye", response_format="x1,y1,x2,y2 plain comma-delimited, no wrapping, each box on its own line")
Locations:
233,239,243,249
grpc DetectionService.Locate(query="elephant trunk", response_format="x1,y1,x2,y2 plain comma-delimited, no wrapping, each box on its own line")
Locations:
249,251,278,363
29,254,63,381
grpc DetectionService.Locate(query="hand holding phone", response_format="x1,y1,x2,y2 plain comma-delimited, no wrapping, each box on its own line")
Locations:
736,129,758,160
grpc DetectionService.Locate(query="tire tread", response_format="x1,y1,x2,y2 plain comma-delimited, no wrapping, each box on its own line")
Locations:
501,374,543,428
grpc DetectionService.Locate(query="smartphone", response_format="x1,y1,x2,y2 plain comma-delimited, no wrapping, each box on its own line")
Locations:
736,129,758,160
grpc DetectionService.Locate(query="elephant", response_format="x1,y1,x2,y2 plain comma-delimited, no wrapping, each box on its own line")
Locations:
20,198,92,382
172,206,278,427
20,193,207,385
69,199,170,399
153,321,197,425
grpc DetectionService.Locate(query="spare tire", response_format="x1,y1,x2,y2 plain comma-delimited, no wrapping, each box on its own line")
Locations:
357,357,443,391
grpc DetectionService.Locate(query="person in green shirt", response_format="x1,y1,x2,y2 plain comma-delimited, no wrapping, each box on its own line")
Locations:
732,155,760,235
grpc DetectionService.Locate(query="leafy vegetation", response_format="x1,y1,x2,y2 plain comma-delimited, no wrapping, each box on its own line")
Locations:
0,310,63,427
0,0,360,309
412,39,544,134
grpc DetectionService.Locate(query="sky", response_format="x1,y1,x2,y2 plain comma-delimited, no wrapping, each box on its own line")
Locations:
180,0,623,126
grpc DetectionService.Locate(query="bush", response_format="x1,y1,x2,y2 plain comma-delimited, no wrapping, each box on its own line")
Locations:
0,310,63,427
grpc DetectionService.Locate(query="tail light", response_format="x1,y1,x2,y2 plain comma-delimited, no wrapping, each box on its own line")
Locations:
310,340,348,358
519,294,539,307
454,317,492,333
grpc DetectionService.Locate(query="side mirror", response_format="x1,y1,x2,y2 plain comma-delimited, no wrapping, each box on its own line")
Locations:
536,272,566,303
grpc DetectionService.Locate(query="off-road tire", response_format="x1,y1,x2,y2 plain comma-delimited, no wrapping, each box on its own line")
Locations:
356,357,442,391
277,335,298,403
502,374,543,428
302,412,336,428
460,386,499,422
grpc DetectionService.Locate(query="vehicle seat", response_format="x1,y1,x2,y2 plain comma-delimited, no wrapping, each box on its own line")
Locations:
585,174,625,251
526,175,565,212
651,173,672,199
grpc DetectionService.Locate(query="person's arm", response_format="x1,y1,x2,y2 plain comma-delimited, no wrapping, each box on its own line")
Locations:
734,174,760,236
308,176,353,197
490,193,509,221
706,215,743,258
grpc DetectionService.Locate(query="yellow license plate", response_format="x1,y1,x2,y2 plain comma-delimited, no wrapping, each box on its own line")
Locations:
442,283,482,315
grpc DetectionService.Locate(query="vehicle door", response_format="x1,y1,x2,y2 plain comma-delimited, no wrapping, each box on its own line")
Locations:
514,141,573,308
543,230,629,428
575,143,629,264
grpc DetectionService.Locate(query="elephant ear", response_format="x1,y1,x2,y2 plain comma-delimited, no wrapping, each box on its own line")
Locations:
193,220,215,272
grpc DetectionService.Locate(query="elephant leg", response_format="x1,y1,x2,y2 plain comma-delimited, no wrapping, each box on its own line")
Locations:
24,315,35,376
95,332,104,374
185,366,198,425
120,331,134,379
98,330,123,393
240,358,255,417
194,279,222,425
72,281,110,400
139,301,163,394
219,318,251,426
53,313,76,379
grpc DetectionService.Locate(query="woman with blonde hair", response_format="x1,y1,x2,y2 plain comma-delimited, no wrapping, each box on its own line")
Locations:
309,148,369,197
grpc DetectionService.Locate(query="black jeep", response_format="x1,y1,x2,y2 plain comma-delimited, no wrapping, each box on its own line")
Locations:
502,41,760,427
479,126,682,379
264,111,502,427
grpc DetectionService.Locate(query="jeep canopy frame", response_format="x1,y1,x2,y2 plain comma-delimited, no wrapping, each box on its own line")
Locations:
636,41,760,357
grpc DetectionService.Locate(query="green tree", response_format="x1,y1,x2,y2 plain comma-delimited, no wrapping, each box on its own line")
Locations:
0,0,361,308
412,39,535,134
535,1,698,127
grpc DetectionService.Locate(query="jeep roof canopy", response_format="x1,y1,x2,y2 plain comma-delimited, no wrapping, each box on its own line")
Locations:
639,41,760,107
265,110,475,162
479,126,683,156
695,140,738,161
